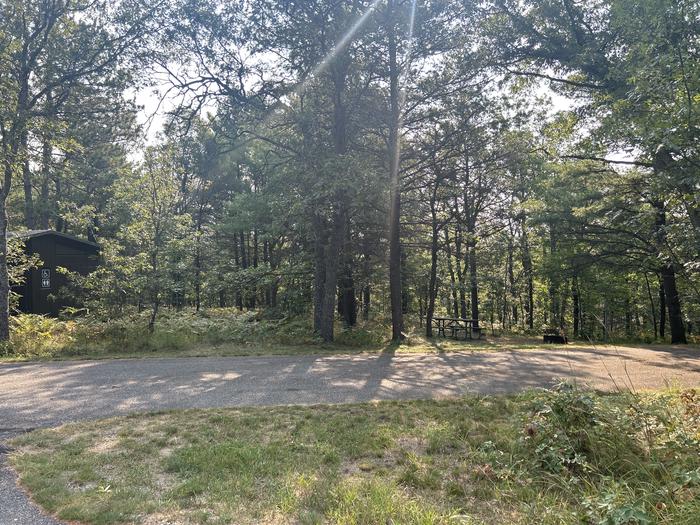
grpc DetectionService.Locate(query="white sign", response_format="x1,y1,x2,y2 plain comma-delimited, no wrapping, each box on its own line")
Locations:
41,269,51,289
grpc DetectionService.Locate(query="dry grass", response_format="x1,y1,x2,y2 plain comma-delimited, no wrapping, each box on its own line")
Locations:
9,389,700,524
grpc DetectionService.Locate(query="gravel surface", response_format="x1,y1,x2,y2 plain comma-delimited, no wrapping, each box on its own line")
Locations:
1,431,60,524
1,345,699,524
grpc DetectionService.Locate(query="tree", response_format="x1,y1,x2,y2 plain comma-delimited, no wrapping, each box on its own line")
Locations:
0,0,158,340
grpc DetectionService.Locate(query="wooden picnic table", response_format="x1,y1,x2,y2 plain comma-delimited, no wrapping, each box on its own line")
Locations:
431,317,483,340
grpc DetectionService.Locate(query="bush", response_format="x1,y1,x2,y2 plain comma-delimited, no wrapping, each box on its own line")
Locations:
2,315,76,358
334,324,384,347
2,309,390,358
520,384,700,524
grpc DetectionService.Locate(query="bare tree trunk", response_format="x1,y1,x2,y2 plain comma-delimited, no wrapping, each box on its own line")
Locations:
319,209,345,342
387,0,403,341
507,233,517,327
21,129,34,229
233,234,243,311
659,278,666,339
572,275,580,339
338,267,357,327
652,199,686,343
454,212,467,319
362,284,370,321
312,214,327,333
520,217,534,329
661,264,686,343
0,198,10,341
426,209,439,338
466,219,479,325
547,225,560,328
148,249,160,333
362,249,371,321
1,128,23,341
444,228,458,317
644,273,657,339
194,221,202,312
39,132,51,229
338,216,357,327
54,177,66,232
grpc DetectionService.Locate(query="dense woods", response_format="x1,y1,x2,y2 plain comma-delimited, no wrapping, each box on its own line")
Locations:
1,0,698,345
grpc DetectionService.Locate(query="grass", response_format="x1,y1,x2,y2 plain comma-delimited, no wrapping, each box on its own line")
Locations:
9,387,700,524
0,334,576,363
2,310,696,363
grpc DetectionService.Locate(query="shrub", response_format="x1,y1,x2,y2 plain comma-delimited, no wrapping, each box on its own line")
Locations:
334,324,384,347
3,309,384,358
520,385,700,524
1,315,76,358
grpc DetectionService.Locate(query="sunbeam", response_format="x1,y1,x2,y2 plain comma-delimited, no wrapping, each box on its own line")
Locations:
300,0,383,92
235,0,384,151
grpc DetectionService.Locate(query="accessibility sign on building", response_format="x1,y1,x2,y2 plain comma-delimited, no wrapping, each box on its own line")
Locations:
41,268,51,289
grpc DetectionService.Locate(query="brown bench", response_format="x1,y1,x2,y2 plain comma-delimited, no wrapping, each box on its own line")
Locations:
431,317,483,340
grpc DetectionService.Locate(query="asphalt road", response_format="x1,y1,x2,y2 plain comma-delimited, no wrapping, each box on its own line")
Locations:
1,345,699,524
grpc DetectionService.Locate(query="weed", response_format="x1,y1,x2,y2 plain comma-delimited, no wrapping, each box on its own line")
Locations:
10,390,700,524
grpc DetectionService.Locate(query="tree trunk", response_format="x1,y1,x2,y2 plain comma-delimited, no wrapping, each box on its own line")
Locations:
644,273,657,340
507,234,517,327
659,279,666,339
263,240,271,307
54,177,64,232
572,276,580,339
338,268,357,327
467,236,479,326
387,0,403,341
547,226,560,328
233,233,243,310
39,131,51,229
21,129,34,229
338,217,357,327
312,214,327,334
362,284,370,321
148,248,160,332
148,298,159,333
426,215,439,338
319,209,345,342
194,224,202,312
362,249,371,322
661,264,686,344
454,213,467,319
652,199,686,343
520,217,534,329
0,198,10,341
444,228,458,317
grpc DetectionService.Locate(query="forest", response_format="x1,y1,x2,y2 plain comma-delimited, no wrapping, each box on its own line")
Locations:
1,0,699,350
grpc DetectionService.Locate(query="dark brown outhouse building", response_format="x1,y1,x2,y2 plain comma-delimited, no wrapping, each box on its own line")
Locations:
10,230,99,316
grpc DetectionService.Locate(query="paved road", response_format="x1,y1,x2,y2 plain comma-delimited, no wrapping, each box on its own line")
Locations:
1,345,699,523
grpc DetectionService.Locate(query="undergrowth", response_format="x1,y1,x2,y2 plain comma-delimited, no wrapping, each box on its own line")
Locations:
0,309,386,359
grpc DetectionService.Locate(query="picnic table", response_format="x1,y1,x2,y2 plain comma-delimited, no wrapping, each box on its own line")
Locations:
431,317,483,340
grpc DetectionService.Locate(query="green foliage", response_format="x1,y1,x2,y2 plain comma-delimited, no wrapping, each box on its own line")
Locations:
521,385,700,524
333,323,385,347
0,310,329,358
2,0,699,347
7,237,40,309
1,314,76,358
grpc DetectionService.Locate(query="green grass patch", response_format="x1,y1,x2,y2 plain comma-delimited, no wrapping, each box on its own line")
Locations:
4,309,694,363
10,387,700,524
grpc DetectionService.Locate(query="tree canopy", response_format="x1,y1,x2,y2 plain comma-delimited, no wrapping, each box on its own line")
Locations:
1,0,698,344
